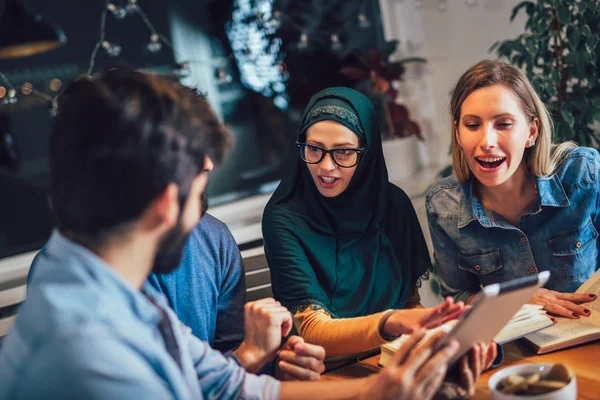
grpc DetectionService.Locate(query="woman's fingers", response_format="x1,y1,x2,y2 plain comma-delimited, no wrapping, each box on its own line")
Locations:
544,302,583,319
421,302,465,328
554,291,597,304
553,299,591,317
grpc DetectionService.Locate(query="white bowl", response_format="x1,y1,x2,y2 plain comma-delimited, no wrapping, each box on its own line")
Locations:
488,363,577,400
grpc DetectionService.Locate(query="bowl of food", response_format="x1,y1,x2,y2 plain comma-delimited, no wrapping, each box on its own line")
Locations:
488,363,576,400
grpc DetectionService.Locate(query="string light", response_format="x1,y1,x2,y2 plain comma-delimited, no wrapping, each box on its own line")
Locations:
101,40,122,57
174,62,190,78
1,0,378,114
215,69,232,85
357,13,371,29
1,88,17,105
297,32,309,51
146,33,162,53
106,3,127,19
267,10,282,30
20,82,33,95
49,78,62,92
125,0,139,14
330,33,342,51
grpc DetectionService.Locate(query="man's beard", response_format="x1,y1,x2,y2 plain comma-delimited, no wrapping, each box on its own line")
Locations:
152,192,208,275
201,191,208,217
152,222,191,275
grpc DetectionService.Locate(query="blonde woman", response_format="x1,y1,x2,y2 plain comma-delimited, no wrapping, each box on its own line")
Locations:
426,60,599,319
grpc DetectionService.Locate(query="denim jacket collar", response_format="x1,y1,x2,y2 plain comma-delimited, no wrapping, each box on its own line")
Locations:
458,174,570,229
45,230,163,325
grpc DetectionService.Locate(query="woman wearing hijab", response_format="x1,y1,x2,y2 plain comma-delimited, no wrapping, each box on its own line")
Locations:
262,88,497,390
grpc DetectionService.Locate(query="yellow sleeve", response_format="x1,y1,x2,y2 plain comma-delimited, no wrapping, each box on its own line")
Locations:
293,307,394,357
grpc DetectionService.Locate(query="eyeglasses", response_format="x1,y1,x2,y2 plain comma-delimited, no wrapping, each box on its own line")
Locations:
296,142,365,168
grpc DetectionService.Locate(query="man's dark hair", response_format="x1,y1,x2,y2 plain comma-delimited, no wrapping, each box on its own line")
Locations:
50,68,231,246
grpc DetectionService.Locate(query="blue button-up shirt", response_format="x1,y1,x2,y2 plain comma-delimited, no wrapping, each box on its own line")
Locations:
0,231,280,399
426,147,600,303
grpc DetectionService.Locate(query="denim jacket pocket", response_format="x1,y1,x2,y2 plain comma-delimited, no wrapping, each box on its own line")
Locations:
458,248,504,285
548,217,599,256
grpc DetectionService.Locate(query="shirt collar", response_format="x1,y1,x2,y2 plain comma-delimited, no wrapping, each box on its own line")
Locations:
458,180,486,228
45,230,162,324
537,174,570,207
457,174,570,229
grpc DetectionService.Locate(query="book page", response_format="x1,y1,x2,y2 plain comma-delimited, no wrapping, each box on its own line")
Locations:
526,317,600,347
576,267,600,316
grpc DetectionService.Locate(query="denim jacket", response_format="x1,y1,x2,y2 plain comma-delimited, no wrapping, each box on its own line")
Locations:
426,147,600,303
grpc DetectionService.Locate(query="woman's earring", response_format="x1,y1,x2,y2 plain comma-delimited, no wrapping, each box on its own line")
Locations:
528,140,535,147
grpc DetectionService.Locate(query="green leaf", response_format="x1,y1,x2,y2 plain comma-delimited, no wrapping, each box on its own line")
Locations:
593,110,600,124
511,1,535,22
556,5,571,25
489,41,501,53
567,26,580,48
581,24,592,38
561,106,575,128
380,40,399,60
525,37,537,55
497,40,519,58
589,35,599,51
587,2,597,12
592,99,600,109
565,50,578,66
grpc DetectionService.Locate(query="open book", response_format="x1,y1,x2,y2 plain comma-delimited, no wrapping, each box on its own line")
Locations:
380,304,554,367
524,268,600,354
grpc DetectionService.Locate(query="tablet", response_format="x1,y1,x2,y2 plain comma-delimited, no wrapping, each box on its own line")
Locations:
436,271,550,365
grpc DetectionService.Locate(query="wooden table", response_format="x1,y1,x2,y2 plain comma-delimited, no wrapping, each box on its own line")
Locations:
323,340,600,399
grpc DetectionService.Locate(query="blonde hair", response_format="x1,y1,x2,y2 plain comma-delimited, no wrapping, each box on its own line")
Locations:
450,59,575,183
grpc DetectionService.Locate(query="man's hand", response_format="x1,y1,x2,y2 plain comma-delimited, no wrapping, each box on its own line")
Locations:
275,336,326,381
234,298,293,373
457,342,497,397
433,341,497,399
530,288,596,319
361,329,460,400
383,297,467,337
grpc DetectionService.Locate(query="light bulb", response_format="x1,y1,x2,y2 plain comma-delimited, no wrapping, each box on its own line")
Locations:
465,0,478,7
101,41,122,57
357,13,371,29
297,32,309,50
49,78,62,92
216,69,232,85
438,0,447,11
107,3,127,19
269,10,282,29
414,0,422,8
125,0,139,13
174,62,190,78
20,82,33,95
330,34,342,51
146,34,162,53
1,88,17,105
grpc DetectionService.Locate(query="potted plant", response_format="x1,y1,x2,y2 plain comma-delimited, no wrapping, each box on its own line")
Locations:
338,40,426,140
491,1,600,147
